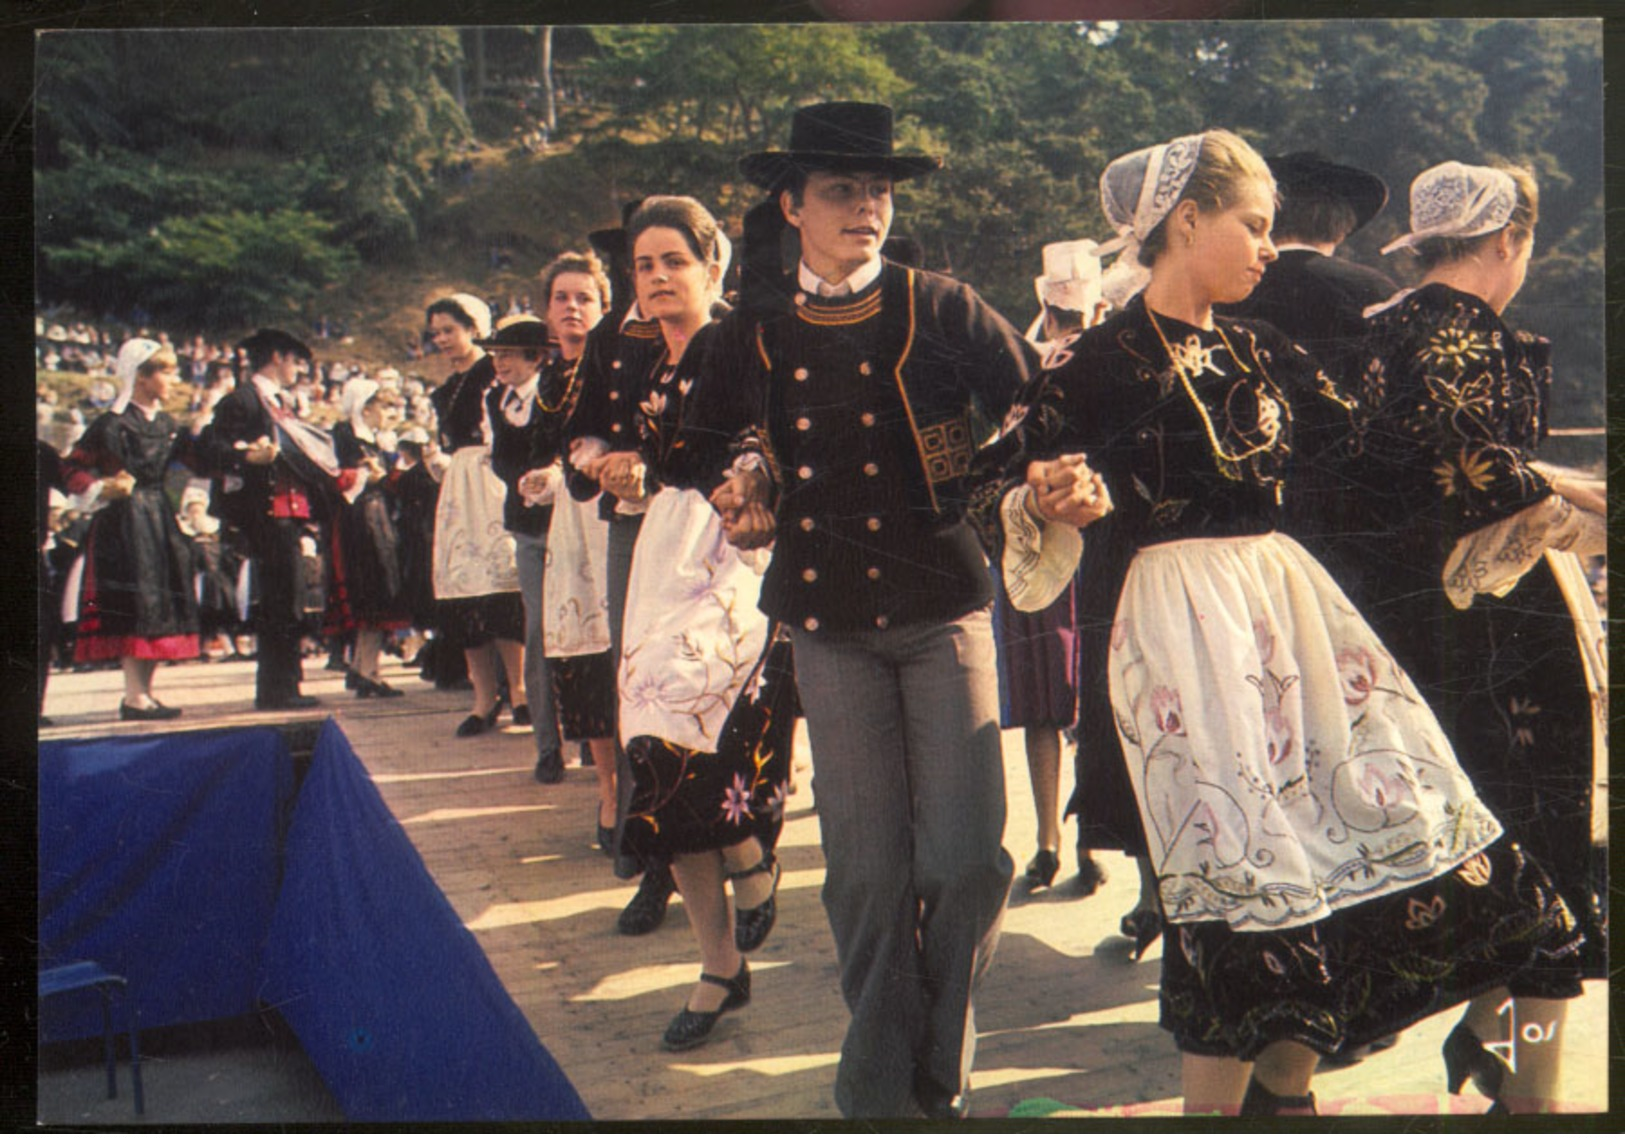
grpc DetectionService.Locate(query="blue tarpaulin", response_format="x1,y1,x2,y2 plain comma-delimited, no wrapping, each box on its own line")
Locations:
38,719,589,1122
258,719,589,1122
39,727,295,1042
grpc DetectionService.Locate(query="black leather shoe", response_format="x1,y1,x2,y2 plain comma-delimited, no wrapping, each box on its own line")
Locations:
533,749,564,784
355,676,404,699
1023,849,1061,890
455,714,489,738
256,694,319,711
618,864,675,935
727,852,780,953
1120,906,1164,961
596,822,617,856
661,961,749,1051
913,1071,971,1120
1240,1077,1317,1117
510,703,532,727
120,700,183,721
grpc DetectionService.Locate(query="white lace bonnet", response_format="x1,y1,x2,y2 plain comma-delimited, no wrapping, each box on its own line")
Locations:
1381,161,1518,255
1096,133,1207,305
113,338,164,414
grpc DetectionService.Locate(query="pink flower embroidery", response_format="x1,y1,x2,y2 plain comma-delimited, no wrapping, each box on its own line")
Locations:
1264,705,1294,765
1355,762,1413,812
1253,618,1275,666
763,779,789,823
720,773,753,826
1151,686,1186,737
1336,647,1379,706
1455,853,1493,888
1405,895,1446,931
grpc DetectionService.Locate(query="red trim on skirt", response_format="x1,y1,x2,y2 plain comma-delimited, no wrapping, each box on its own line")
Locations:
76,633,200,662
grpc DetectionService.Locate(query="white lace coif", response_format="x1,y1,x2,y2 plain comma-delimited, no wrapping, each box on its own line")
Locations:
1034,238,1105,313
113,338,163,414
1096,134,1206,305
1382,161,1518,255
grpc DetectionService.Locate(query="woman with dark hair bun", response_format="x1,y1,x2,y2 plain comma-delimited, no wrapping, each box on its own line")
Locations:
425,292,530,738
585,196,794,1052
979,131,1583,1115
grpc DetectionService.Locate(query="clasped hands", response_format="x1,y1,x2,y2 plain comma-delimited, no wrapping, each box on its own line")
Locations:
708,466,775,550
241,436,279,465
582,449,648,503
1024,453,1113,528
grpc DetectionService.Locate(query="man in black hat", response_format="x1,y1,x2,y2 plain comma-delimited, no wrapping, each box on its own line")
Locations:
699,101,1033,1119
200,328,333,710
1224,150,1397,381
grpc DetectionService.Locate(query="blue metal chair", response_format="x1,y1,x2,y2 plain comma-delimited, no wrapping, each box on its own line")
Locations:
39,961,145,1116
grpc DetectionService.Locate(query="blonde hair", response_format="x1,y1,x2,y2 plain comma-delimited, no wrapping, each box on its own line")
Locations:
540,250,612,311
1139,129,1275,267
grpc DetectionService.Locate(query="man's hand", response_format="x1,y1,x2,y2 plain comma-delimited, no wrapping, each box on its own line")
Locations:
97,471,136,501
709,467,775,549
596,450,647,502
1025,453,1112,528
243,436,279,466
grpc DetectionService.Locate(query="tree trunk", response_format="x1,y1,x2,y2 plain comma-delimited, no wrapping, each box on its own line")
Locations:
472,27,488,100
539,27,556,132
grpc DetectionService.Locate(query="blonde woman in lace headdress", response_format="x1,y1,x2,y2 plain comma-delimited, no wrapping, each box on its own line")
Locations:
976,131,1583,1116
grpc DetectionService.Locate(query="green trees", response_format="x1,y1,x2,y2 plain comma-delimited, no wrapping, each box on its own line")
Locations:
35,29,469,329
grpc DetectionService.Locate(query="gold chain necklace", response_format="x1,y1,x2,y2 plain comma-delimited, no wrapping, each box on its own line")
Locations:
536,356,583,414
1145,306,1283,470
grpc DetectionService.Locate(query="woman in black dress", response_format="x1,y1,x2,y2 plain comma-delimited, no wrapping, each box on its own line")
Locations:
427,293,529,736
327,376,410,697
980,131,1582,1114
594,197,794,1051
63,339,202,719
1326,159,1607,1048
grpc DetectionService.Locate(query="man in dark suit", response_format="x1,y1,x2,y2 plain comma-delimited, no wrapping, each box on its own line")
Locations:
200,329,334,710
1225,150,1397,383
702,102,1033,1120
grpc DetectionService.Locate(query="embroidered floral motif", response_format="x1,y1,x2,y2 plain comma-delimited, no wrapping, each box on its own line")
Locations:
1151,685,1186,736
1420,325,1493,370
1432,447,1496,498
720,772,753,825
1404,894,1446,930
1355,762,1413,813
1336,647,1379,705
763,779,788,823
1455,852,1493,888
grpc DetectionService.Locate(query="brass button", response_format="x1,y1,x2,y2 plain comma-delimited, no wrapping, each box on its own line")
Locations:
803,616,819,631
794,292,808,306
875,615,889,629
861,412,876,427
798,465,813,480
859,361,873,376
802,568,817,582
794,367,810,381
867,567,881,580
611,359,622,370
608,390,620,400
610,423,622,433
863,462,879,477
796,416,811,431
866,517,882,532
800,517,815,532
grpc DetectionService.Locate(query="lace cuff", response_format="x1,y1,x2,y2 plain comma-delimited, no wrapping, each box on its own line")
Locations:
1000,484,1083,612
1442,493,1602,610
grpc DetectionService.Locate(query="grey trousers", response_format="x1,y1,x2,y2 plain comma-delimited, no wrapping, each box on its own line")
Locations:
792,607,1013,1118
513,530,561,764
605,513,649,868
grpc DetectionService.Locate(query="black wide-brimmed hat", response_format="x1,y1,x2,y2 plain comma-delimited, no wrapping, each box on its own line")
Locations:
475,316,550,350
740,101,941,193
1268,151,1390,234
238,328,313,362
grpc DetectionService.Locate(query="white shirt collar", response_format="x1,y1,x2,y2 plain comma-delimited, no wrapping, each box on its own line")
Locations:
798,257,883,298
252,373,288,406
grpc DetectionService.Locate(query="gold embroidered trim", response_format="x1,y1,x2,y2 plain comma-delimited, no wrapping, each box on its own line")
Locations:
794,290,884,327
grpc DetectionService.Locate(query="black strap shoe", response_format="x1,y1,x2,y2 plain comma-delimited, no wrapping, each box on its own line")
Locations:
660,960,749,1051
618,863,675,935
727,852,781,953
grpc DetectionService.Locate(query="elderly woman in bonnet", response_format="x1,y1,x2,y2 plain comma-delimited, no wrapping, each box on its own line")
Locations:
425,292,530,737
325,374,410,698
977,131,1583,1115
61,338,205,719
1318,160,1607,1103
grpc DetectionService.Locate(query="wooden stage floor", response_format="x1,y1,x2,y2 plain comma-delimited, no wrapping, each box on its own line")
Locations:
39,654,1611,1121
